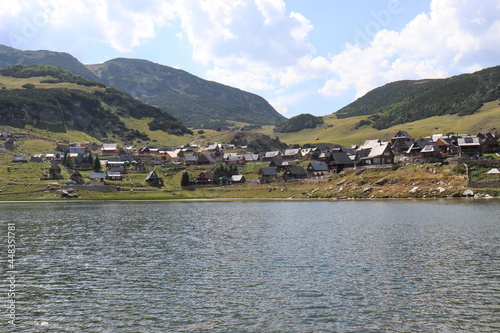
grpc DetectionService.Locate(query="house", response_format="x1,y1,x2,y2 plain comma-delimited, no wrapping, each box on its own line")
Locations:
283,166,308,180
361,142,395,165
479,133,499,153
89,172,106,183
241,153,260,162
106,171,123,181
145,169,164,187
196,171,213,185
269,158,289,171
224,154,246,165
30,155,43,163
70,170,85,184
100,143,119,156
457,136,482,158
486,168,500,178
283,148,301,160
185,154,199,166
434,136,457,155
406,140,424,156
300,147,320,160
197,153,216,165
106,159,126,173
420,142,442,158
391,131,414,153
307,162,329,177
327,150,355,172
261,151,281,161
229,175,246,184
258,167,278,183
49,160,63,180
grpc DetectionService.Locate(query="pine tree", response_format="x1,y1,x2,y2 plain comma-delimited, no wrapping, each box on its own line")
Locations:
88,153,94,166
93,155,101,172
181,171,190,187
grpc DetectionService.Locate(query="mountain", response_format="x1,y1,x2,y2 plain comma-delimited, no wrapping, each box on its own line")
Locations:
0,45,100,82
0,65,191,141
86,58,286,129
274,113,324,133
335,66,500,130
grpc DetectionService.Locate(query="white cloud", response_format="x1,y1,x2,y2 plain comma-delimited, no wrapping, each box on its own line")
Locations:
320,0,500,99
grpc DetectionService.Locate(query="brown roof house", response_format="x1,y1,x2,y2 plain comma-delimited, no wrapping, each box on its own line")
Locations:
360,142,395,165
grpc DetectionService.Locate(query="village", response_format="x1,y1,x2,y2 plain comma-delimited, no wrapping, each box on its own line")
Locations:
1,129,500,196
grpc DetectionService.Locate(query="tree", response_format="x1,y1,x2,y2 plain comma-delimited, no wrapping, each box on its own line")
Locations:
88,153,94,166
93,155,101,172
180,171,190,187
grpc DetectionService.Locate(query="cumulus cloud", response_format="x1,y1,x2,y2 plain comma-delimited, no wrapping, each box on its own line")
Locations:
319,0,500,99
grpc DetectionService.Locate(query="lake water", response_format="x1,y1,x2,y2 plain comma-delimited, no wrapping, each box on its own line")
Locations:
1,200,499,332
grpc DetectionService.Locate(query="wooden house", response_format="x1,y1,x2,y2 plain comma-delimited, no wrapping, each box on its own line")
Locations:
258,167,278,183
145,169,164,187
70,170,85,184
269,159,289,171
390,131,414,153
327,150,355,172
283,148,301,160
457,136,482,158
106,171,123,181
360,143,394,165
479,133,499,153
196,171,213,185
283,166,308,180
261,151,281,161
420,142,442,158
307,162,329,177
49,160,63,180
100,143,119,156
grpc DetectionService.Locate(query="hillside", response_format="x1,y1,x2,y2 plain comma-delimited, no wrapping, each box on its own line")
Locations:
0,44,101,82
86,58,286,129
259,100,500,147
0,65,191,142
335,66,500,130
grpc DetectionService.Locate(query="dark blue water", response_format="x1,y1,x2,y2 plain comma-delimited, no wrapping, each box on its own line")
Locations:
1,200,499,332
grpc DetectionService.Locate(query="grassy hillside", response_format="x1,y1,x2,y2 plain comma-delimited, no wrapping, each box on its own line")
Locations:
0,44,101,82
87,58,286,130
260,100,500,146
335,66,500,130
0,65,192,145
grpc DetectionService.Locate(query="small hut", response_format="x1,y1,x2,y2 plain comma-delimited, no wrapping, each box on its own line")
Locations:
49,160,63,180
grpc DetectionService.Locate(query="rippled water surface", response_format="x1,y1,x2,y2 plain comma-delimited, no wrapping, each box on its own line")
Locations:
1,200,499,332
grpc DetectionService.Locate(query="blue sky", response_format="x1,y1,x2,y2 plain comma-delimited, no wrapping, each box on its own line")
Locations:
1,0,499,118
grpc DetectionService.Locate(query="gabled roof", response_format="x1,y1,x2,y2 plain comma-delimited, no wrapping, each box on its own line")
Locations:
329,151,353,164
229,175,245,182
308,162,328,171
101,143,118,150
259,167,278,176
457,136,481,146
359,139,382,150
366,143,391,158
487,168,500,174
264,151,281,158
421,142,441,153
89,172,106,179
285,166,307,175
392,130,413,140
284,148,301,155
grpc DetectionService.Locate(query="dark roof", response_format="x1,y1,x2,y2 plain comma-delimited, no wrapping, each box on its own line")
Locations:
329,151,353,164
259,167,278,176
285,166,307,175
308,162,328,171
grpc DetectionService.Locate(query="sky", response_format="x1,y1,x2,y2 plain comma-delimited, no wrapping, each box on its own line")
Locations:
1,0,499,118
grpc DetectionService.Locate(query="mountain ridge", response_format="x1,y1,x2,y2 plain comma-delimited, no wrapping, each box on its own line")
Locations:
86,57,286,129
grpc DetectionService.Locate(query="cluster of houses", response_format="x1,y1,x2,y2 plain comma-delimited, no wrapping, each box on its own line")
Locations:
1,130,499,186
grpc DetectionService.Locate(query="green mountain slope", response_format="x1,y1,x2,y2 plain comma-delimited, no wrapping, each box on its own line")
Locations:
335,66,500,130
0,45,101,82
86,58,286,129
0,65,191,142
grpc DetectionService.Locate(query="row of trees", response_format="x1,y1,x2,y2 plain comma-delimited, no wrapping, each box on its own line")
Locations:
61,152,101,172
181,164,239,186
